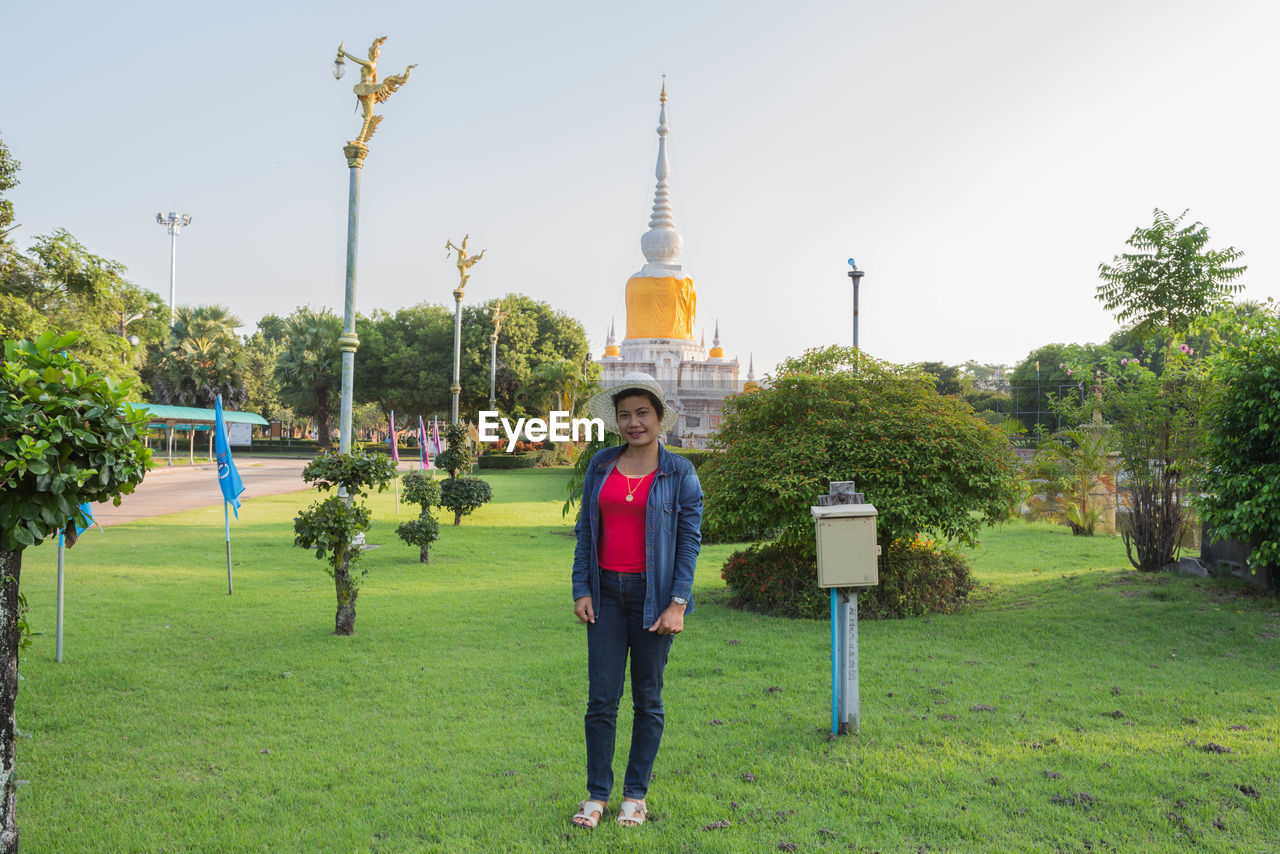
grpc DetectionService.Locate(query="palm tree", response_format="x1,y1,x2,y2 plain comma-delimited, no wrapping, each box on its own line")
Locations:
145,304,248,407
275,307,342,447
1025,423,1118,536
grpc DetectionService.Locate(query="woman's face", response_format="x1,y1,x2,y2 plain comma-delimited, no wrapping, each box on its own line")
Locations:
615,393,662,451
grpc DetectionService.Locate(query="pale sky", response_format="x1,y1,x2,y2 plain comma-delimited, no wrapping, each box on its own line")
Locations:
6,0,1279,379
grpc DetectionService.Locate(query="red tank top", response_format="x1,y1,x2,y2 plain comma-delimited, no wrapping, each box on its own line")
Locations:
597,466,654,572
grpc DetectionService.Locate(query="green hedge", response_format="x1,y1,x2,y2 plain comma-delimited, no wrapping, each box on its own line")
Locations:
477,452,539,469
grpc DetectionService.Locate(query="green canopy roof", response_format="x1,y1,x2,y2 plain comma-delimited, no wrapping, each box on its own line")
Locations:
136,403,269,426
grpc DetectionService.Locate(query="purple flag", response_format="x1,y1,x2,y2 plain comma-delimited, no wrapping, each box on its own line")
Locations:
418,416,427,471
432,418,443,464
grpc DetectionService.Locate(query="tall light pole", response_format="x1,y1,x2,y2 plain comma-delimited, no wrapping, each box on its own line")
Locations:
486,300,507,410
846,259,865,350
155,212,192,324
445,235,486,425
332,36,416,453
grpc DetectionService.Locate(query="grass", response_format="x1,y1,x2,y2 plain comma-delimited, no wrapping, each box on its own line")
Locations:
16,469,1279,852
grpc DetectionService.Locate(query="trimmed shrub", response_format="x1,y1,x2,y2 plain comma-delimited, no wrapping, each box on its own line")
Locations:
533,449,560,467
396,470,441,562
721,537,974,620
478,453,538,469
440,477,493,526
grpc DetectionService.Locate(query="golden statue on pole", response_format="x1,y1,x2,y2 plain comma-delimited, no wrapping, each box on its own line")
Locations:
445,234,487,296
334,37,417,167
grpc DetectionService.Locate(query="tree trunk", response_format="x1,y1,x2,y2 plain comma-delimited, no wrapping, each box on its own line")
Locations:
419,545,430,564
454,509,463,527
333,546,357,635
0,549,22,853
315,387,331,448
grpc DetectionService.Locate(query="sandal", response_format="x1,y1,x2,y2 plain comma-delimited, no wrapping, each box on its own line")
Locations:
617,799,647,826
572,799,606,829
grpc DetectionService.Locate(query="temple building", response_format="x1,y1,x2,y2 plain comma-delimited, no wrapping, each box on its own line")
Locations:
597,85,740,448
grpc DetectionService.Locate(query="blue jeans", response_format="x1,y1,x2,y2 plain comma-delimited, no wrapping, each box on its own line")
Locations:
585,570,673,802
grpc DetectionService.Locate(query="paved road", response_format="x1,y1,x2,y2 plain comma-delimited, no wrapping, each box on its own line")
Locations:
91,458,314,527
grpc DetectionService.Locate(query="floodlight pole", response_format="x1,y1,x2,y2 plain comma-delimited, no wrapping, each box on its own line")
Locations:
847,261,865,350
155,212,193,325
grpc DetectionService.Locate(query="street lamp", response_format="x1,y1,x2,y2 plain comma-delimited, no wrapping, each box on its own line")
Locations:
119,311,143,365
331,36,416,453
485,300,507,410
445,235,486,424
155,212,192,325
846,258,865,350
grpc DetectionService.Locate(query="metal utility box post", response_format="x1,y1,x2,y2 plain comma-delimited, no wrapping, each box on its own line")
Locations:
812,481,880,736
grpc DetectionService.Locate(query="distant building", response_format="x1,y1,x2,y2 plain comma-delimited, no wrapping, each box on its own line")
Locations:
597,85,749,449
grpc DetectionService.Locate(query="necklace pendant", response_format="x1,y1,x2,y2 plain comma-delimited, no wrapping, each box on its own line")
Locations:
625,495,634,502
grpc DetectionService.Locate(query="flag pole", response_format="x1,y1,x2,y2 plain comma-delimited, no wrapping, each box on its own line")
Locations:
225,500,233,596
56,531,65,663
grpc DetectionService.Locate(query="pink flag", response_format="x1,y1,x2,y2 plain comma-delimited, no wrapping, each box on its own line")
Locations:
418,416,427,471
432,417,443,464
389,410,400,463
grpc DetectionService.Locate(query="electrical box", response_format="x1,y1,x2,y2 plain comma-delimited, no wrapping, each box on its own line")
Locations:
812,503,880,588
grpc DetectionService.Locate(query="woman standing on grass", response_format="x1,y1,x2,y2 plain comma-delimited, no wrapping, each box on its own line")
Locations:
569,373,703,829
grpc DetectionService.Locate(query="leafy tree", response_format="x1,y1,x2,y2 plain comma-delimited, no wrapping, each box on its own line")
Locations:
917,361,962,396
701,346,1021,551
292,449,397,634
1,332,151,850
354,303,453,418
437,421,492,525
240,331,290,422
145,304,247,407
1199,319,1280,582
395,471,441,562
1097,208,1246,345
275,307,341,447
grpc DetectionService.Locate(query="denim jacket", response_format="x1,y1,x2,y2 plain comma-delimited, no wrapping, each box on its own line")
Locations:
571,444,703,628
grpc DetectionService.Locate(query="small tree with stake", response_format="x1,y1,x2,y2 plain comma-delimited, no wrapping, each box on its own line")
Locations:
1,332,151,853
396,471,441,562
293,449,396,634
437,420,492,525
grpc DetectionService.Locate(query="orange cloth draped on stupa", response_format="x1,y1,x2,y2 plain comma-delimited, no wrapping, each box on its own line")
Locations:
624,275,697,340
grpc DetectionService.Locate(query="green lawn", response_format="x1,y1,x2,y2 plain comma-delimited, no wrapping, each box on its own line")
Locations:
16,469,1279,852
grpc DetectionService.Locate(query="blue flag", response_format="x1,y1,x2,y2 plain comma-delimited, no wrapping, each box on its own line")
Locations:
75,502,95,535
214,395,246,517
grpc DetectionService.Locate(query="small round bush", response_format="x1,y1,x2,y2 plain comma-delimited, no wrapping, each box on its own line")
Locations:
440,476,493,526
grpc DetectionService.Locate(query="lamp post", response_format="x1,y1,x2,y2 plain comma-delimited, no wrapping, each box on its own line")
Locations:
331,36,416,454
155,212,192,325
846,259,865,350
118,311,143,365
486,300,507,410
445,235,486,425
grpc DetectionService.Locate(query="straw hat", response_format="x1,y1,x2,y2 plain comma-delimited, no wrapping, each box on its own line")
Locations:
589,372,677,435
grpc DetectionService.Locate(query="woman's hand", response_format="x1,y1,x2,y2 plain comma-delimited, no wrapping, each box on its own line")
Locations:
648,602,686,636
573,595,595,625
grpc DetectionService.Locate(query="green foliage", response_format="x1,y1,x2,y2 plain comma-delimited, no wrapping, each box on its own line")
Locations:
1,331,152,552
1199,319,1280,570
1058,351,1207,572
439,477,493,526
355,294,594,419
395,516,440,561
1024,424,1117,536
700,346,1021,551
292,495,372,572
477,452,539,469
395,470,441,563
668,448,713,469
1097,208,1246,345
145,304,247,408
300,448,397,498
720,537,974,620
435,421,473,479
561,430,623,518
917,361,962,396
273,307,341,446
399,470,441,509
